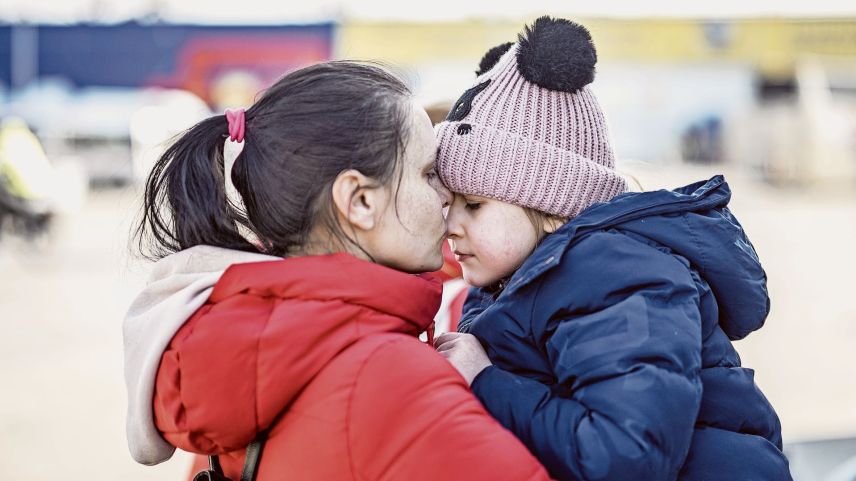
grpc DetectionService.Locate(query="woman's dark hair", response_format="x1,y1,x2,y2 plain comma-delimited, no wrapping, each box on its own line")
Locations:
135,61,412,260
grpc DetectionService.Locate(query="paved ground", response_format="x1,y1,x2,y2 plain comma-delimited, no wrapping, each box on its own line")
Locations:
0,185,192,480
1,164,853,480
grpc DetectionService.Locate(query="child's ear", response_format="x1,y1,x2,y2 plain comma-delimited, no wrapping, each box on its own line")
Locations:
331,169,382,231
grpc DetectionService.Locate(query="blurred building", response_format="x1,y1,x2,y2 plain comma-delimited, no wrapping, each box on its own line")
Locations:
340,18,856,185
1,18,855,185
0,22,334,182
0,22,334,104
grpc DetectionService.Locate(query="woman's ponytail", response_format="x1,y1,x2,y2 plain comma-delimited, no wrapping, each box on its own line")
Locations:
135,61,413,260
135,115,257,260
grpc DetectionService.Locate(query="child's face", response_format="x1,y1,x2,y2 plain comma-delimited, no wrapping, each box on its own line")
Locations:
445,194,540,287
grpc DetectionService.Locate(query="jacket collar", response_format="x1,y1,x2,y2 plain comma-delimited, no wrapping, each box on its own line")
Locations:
503,175,731,296
209,252,442,332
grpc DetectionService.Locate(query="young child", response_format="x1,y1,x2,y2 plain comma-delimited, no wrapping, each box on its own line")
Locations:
434,17,792,481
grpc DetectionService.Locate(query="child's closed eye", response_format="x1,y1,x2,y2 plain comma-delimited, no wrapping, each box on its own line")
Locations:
465,201,481,211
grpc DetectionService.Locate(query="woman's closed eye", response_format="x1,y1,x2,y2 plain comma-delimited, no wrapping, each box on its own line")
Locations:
465,201,481,211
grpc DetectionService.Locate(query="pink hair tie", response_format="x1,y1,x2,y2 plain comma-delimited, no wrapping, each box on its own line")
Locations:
225,108,246,143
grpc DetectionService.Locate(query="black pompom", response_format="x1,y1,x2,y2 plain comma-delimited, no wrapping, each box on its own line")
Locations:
516,16,597,93
476,42,514,76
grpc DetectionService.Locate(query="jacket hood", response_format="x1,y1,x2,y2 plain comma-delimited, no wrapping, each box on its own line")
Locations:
150,253,442,456
513,175,769,341
123,246,280,465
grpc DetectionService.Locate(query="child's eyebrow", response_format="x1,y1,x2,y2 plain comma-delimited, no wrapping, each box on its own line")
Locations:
461,194,489,202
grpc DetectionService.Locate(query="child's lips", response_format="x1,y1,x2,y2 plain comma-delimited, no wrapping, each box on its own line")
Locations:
454,251,474,262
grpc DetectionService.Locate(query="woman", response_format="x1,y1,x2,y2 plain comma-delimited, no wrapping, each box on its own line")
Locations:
123,61,552,480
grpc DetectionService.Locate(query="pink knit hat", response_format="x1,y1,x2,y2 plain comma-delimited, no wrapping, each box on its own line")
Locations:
436,16,627,218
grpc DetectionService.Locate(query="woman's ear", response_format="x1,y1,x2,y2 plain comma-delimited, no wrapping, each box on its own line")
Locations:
331,169,383,231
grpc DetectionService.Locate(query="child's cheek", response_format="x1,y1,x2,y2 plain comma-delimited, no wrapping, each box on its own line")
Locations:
460,264,483,287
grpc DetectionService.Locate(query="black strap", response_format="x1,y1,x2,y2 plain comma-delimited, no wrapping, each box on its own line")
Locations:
240,437,265,481
210,455,223,473
197,433,266,481
193,457,229,481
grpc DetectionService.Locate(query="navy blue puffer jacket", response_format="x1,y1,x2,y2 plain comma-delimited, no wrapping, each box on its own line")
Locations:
460,176,792,481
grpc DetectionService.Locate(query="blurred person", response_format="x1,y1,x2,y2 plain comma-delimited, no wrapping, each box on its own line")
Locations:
0,175,51,239
0,117,55,201
434,16,792,481
0,118,55,239
425,100,454,125
124,60,553,481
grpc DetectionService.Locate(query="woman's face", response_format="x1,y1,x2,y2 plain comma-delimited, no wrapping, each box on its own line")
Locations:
367,100,452,273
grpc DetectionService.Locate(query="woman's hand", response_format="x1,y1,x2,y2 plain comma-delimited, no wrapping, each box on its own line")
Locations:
434,333,492,386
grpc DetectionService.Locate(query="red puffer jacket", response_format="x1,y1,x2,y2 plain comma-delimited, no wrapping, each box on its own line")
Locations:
153,253,551,481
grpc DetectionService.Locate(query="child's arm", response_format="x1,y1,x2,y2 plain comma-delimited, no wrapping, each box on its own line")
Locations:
471,234,703,481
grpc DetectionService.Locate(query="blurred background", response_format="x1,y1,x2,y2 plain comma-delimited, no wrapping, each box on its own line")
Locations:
1,1,855,480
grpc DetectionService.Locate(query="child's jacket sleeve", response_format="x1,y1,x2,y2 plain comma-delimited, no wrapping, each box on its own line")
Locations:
470,231,703,481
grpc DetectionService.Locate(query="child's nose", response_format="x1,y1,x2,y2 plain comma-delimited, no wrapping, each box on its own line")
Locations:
445,204,463,239
435,181,452,208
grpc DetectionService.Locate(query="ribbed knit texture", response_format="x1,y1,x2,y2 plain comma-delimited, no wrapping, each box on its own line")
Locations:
436,44,628,218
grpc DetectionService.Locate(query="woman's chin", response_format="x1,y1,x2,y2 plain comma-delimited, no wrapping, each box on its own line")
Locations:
404,252,445,274
425,254,445,273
